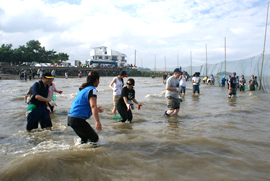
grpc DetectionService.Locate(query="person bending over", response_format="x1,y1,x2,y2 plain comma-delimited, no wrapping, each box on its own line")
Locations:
68,71,103,144
26,72,56,131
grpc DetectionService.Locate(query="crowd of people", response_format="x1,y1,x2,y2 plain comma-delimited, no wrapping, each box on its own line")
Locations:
19,68,51,80
219,73,259,96
25,70,142,145
161,70,260,116
24,69,260,145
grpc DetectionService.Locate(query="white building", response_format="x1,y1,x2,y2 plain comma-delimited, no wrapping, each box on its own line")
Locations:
90,46,127,67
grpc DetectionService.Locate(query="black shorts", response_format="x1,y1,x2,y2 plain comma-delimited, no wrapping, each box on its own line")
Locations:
228,88,237,95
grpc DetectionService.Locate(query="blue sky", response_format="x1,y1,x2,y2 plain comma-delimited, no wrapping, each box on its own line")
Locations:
0,0,269,70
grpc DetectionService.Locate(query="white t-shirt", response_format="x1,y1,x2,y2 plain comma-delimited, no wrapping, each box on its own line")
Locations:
192,77,200,85
180,75,187,87
113,77,123,95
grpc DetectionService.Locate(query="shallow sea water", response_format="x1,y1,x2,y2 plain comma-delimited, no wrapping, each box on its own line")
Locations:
0,76,270,181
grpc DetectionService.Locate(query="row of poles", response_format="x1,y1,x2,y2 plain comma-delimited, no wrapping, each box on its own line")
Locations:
134,2,269,90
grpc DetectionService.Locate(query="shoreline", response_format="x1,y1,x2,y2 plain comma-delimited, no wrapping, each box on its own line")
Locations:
0,73,79,80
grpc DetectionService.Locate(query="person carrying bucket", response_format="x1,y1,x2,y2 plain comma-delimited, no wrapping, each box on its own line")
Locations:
239,75,246,91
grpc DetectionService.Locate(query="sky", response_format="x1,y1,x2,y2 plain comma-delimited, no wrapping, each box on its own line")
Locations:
0,0,269,70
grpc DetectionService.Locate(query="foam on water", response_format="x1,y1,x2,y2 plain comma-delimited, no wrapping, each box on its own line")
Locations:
1,77,270,180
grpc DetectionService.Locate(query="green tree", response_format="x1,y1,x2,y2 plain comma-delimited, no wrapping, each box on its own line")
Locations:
0,44,13,62
0,40,69,65
26,40,41,52
12,48,24,63
57,52,69,63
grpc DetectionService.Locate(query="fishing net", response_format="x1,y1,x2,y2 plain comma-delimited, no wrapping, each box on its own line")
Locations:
184,53,270,92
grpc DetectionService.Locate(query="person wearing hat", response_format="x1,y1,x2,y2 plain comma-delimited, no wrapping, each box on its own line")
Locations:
192,72,201,95
248,74,258,91
26,72,57,131
109,70,128,114
228,72,237,98
163,68,181,116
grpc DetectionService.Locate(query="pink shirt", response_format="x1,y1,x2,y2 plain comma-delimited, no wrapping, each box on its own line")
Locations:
47,83,59,100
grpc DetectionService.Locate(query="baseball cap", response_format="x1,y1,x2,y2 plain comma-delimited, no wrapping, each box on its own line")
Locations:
174,68,181,73
120,70,128,78
43,72,54,79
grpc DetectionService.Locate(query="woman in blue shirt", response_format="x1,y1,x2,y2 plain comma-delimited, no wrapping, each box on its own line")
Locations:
68,71,103,144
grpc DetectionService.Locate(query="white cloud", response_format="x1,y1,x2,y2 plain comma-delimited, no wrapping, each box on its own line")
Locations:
0,0,269,70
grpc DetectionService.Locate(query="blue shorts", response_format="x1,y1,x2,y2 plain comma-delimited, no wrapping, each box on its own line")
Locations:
26,106,52,131
180,86,186,94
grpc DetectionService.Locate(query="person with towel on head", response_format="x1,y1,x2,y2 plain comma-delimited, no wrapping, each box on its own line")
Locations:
221,75,226,87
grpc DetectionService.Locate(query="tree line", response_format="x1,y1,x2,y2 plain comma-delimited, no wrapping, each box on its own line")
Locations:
0,40,69,65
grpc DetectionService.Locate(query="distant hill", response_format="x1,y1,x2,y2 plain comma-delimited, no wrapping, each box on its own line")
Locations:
217,71,233,76
137,67,151,71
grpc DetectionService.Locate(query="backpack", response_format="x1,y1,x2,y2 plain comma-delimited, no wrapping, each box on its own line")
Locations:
24,82,40,104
